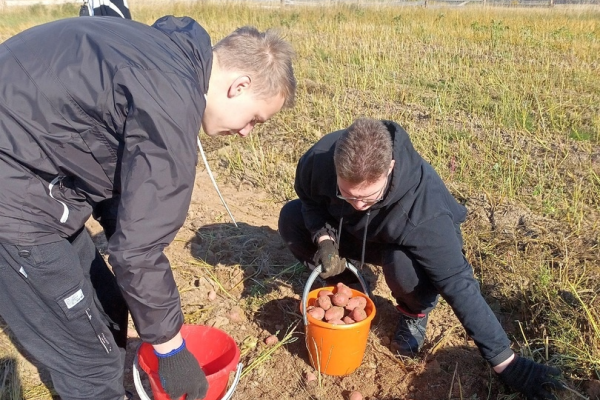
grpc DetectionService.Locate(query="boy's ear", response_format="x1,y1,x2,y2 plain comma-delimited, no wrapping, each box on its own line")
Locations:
227,75,251,98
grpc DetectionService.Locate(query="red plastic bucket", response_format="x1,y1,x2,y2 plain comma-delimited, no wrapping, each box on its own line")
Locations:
136,325,240,400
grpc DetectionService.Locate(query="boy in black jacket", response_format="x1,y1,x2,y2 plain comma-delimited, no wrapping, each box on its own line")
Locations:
279,118,563,399
0,16,295,400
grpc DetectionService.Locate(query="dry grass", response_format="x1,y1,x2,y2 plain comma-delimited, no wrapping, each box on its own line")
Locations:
0,1,598,397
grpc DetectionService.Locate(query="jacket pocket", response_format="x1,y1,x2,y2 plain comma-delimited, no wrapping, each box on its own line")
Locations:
15,241,114,354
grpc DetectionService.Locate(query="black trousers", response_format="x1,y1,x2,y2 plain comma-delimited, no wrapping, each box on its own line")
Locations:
80,0,132,19
278,199,444,316
0,228,128,400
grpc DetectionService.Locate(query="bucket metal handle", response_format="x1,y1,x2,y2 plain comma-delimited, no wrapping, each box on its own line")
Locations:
132,348,243,400
302,261,371,326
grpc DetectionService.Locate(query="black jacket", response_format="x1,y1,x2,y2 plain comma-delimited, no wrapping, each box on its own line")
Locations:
294,120,512,366
0,16,212,344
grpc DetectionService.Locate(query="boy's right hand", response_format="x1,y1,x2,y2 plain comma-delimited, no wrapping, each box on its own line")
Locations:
316,239,346,279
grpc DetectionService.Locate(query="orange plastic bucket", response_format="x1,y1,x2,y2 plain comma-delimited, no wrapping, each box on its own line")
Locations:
136,324,240,400
303,285,376,376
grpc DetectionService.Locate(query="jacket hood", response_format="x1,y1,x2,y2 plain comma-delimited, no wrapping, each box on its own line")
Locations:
152,16,212,94
377,120,423,208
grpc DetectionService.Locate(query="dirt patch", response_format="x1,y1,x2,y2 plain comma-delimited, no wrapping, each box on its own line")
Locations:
0,165,594,400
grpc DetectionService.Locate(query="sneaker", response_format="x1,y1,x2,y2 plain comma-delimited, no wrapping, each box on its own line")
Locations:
390,313,428,357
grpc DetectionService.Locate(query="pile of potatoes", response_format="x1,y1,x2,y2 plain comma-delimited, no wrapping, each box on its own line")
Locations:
306,283,368,325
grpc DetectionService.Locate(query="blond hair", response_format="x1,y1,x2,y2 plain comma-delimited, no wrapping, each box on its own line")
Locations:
213,26,296,108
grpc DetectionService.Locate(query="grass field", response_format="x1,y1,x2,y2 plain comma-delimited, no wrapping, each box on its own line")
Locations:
0,1,598,398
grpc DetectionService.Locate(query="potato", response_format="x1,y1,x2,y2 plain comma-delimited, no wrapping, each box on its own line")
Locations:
307,306,325,320
328,319,345,325
354,296,367,309
349,307,367,322
335,282,353,298
318,289,334,297
331,292,349,307
207,290,217,301
264,335,278,346
324,306,344,321
304,371,317,383
228,306,245,323
349,391,363,400
316,295,332,310
343,316,355,324
344,297,361,311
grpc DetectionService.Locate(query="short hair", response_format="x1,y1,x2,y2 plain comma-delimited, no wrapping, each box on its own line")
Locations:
334,118,393,183
213,26,296,108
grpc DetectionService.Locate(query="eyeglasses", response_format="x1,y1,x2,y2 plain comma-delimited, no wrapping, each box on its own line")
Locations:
336,175,389,205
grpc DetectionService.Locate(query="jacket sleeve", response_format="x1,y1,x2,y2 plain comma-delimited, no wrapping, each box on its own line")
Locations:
294,151,336,243
107,66,202,345
404,215,513,366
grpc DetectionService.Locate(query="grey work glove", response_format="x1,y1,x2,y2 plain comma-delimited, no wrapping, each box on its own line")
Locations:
316,239,346,279
155,340,209,400
498,355,563,400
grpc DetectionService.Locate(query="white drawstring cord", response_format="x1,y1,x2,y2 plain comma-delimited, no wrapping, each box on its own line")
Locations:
49,176,69,223
197,136,238,227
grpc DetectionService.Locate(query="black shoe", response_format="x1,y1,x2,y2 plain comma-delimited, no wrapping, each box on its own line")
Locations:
390,313,428,357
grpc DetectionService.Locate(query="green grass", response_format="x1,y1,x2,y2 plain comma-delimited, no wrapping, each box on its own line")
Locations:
1,0,599,393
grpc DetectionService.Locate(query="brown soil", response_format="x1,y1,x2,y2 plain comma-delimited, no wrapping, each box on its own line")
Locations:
1,165,596,400
115,169,496,400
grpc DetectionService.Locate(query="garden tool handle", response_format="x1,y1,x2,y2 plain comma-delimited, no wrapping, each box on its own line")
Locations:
132,348,243,400
302,261,371,326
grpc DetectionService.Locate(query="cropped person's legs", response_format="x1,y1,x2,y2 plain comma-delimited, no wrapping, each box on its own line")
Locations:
0,232,125,400
82,0,132,18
